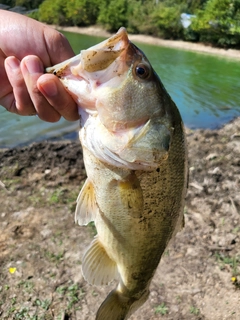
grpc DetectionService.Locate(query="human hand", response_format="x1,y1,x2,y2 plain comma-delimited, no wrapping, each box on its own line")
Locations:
0,10,79,122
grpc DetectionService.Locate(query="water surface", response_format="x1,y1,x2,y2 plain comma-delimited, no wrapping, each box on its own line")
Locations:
0,31,239,148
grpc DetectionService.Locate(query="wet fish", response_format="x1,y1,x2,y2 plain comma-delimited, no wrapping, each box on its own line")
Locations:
47,28,188,320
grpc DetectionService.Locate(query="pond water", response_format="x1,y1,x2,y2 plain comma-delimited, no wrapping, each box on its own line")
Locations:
0,31,239,148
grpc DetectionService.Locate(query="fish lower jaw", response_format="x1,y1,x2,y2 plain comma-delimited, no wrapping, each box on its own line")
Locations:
81,115,170,171
78,106,97,117
82,133,160,171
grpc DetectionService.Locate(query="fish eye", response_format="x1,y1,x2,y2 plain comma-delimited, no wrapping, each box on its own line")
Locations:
135,63,150,80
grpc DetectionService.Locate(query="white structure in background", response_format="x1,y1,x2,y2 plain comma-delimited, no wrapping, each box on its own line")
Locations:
181,13,196,28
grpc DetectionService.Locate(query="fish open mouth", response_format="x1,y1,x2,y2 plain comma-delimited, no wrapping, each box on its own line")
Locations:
46,28,133,114
46,27,130,78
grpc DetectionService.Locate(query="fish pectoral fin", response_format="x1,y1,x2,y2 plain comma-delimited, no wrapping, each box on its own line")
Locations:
75,178,97,225
82,236,119,286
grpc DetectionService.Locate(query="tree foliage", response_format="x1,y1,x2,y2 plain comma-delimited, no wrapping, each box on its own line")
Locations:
152,2,186,39
191,0,240,47
37,0,101,26
65,0,100,26
15,0,43,10
0,0,44,9
38,0,66,25
2,0,240,48
97,0,128,32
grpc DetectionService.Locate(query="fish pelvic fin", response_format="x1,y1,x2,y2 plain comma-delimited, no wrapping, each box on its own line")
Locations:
82,236,119,286
75,178,97,225
96,287,149,320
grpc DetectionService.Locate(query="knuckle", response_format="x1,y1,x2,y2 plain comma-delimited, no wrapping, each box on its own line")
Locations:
55,31,69,49
31,84,41,96
0,94,17,114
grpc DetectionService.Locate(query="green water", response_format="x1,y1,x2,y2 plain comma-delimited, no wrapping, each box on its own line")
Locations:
0,31,239,148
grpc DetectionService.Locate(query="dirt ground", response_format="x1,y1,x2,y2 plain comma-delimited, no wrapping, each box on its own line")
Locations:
0,116,240,320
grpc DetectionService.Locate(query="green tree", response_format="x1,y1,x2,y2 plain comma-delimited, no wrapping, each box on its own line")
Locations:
0,0,15,6
186,0,208,13
191,0,240,47
11,0,240,48
38,0,67,25
15,0,44,10
0,0,44,9
65,0,100,26
152,1,186,39
127,0,157,35
97,0,128,32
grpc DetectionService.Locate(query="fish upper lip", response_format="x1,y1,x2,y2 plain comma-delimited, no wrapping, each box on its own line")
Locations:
92,27,129,52
46,27,131,82
76,27,130,74
46,27,150,118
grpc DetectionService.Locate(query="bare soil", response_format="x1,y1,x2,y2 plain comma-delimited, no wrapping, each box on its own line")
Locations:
0,117,240,320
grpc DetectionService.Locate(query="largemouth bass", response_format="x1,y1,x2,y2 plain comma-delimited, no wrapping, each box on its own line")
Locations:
47,27,188,320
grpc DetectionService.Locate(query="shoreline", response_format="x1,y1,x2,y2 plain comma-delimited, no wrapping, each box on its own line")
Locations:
1,24,239,151
51,24,240,60
1,116,239,151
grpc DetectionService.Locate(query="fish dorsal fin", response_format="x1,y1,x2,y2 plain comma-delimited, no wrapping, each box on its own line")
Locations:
75,178,97,226
82,236,119,286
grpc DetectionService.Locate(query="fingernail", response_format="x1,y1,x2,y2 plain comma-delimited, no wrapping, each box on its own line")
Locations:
5,57,20,70
25,57,43,74
40,79,58,97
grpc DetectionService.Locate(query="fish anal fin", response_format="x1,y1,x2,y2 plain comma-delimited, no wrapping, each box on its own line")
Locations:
82,236,118,286
75,178,97,225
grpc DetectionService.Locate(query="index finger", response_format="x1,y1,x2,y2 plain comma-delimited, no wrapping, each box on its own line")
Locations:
38,73,79,121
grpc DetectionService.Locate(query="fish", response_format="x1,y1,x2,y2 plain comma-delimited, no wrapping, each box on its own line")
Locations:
46,27,188,320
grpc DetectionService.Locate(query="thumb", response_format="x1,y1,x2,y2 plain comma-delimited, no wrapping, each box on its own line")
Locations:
43,26,75,65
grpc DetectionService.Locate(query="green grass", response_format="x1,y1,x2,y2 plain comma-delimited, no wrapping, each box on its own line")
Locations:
44,250,65,263
215,253,240,277
190,305,200,315
48,189,65,204
56,282,85,310
155,302,168,315
1,280,86,319
87,221,97,236
17,280,35,293
34,298,51,310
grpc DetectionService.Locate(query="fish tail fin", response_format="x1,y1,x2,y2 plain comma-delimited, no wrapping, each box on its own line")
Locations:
96,287,149,320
